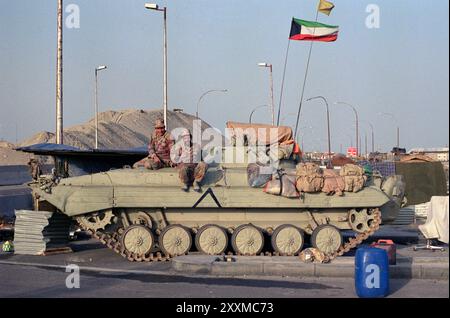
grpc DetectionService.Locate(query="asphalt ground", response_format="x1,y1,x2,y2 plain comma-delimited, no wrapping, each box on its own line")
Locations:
0,263,447,298
0,234,448,298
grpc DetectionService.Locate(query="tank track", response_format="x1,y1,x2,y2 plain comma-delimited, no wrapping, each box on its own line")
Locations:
78,209,382,263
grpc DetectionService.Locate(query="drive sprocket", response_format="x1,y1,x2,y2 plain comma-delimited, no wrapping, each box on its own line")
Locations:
76,210,114,232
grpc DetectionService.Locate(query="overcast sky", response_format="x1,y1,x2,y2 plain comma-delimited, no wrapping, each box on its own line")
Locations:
0,0,448,152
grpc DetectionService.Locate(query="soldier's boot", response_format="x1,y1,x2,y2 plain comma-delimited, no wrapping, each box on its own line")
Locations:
181,184,189,192
193,181,201,192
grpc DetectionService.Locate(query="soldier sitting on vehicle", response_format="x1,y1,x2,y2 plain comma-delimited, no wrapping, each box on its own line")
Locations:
133,118,175,170
171,128,208,192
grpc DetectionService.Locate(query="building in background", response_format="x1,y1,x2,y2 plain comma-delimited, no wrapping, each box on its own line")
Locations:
409,147,449,162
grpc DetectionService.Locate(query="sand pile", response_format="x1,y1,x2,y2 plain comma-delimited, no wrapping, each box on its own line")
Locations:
19,109,212,150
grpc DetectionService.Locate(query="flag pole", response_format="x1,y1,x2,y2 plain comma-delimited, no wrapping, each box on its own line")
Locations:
276,38,291,126
293,9,320,139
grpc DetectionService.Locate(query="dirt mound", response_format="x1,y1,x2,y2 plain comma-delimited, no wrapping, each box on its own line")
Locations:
18,109,214,150
0,141,15,149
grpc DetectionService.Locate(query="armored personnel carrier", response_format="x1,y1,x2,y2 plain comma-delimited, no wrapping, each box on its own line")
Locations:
29,150,406,262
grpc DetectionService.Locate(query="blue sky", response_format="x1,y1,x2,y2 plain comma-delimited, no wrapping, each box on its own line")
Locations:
0,0,448,152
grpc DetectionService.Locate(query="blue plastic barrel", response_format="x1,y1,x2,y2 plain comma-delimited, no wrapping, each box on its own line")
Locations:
355,247,390,298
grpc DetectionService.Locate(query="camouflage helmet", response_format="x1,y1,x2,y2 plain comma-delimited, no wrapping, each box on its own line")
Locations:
154,118,165,129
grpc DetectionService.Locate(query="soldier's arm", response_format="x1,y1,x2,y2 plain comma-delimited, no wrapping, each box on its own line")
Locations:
148,137,157,158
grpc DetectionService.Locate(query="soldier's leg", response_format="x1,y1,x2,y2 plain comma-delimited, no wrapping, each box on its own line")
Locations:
133,158,147,169
193,162,208,192
194,162,208,182
178,163,190,191
144,157,164,170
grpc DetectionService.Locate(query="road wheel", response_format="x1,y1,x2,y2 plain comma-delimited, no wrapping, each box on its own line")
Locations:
159,225,192,256
195,225,228,255
231,224,264,255
311,225,343,255
348,208,376,233
271,225,304,256
121,225,154,257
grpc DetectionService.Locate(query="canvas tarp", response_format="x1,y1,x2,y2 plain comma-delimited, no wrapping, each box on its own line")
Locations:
395,161,447,205
226,122,293,146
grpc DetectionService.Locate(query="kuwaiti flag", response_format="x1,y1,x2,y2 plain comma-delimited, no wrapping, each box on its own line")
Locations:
289,18,339,42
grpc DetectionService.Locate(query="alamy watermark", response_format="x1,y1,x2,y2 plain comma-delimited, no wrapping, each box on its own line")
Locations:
65,264,80,289
366,4,380,29
65,4,80,29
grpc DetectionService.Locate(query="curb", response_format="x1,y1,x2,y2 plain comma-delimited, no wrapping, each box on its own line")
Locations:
170,256,449,280
1,256,447,281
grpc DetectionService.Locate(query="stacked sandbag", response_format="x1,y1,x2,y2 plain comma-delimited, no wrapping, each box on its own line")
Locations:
322,169,345,196
13,210,71,255
263,171,299,198
296,163,324,193
340,164,365,193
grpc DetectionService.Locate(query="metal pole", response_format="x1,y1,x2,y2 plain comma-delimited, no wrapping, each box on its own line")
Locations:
95,69,98,149
56,0,63,145
365,133,368,157
269,65,275,126
196,89,227,119
326,103,332,164
163,7,168,130
277,39,291,126
335,102,359,157
397,126,400,149
307,96,332,165
368,122,374,153
249,105,269,124
294,10,320,139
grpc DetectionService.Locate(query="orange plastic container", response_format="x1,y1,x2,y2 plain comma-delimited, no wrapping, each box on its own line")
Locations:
371,239,396,265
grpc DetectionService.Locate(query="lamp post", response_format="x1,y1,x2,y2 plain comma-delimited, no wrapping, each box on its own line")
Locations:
56,0,63,145
145,3,168,129
196,89,228,119
379,112,400,149
335,101,359,157
249,105,269,124
361,120,375,153
306,96,332,165
94,65,107,149
258,63,275,126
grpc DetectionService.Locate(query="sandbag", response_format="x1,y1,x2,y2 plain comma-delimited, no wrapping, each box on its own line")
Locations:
296,163,324,193
263,172,299,198
247,163,272,188
340,164,365,193
322,169,345,196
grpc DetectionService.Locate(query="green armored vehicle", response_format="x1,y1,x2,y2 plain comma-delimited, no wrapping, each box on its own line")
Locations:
29,148,406,262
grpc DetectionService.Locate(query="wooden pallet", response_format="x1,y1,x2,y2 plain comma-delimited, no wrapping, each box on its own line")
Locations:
42,246,73,256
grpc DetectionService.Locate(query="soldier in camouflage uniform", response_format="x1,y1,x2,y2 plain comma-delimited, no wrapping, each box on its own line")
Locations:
133,119,175,169
171,128,208,192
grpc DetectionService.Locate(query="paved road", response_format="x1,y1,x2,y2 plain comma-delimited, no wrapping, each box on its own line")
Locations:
0,263,447,298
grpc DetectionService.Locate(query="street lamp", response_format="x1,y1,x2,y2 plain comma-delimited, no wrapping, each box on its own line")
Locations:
361,120,375,154
379,112,400,149
258,62,275,126
249,105,269,124
145,3,168,130
196,89,228,119
334,101,359,157
306,96,332,166
94,65,107,149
